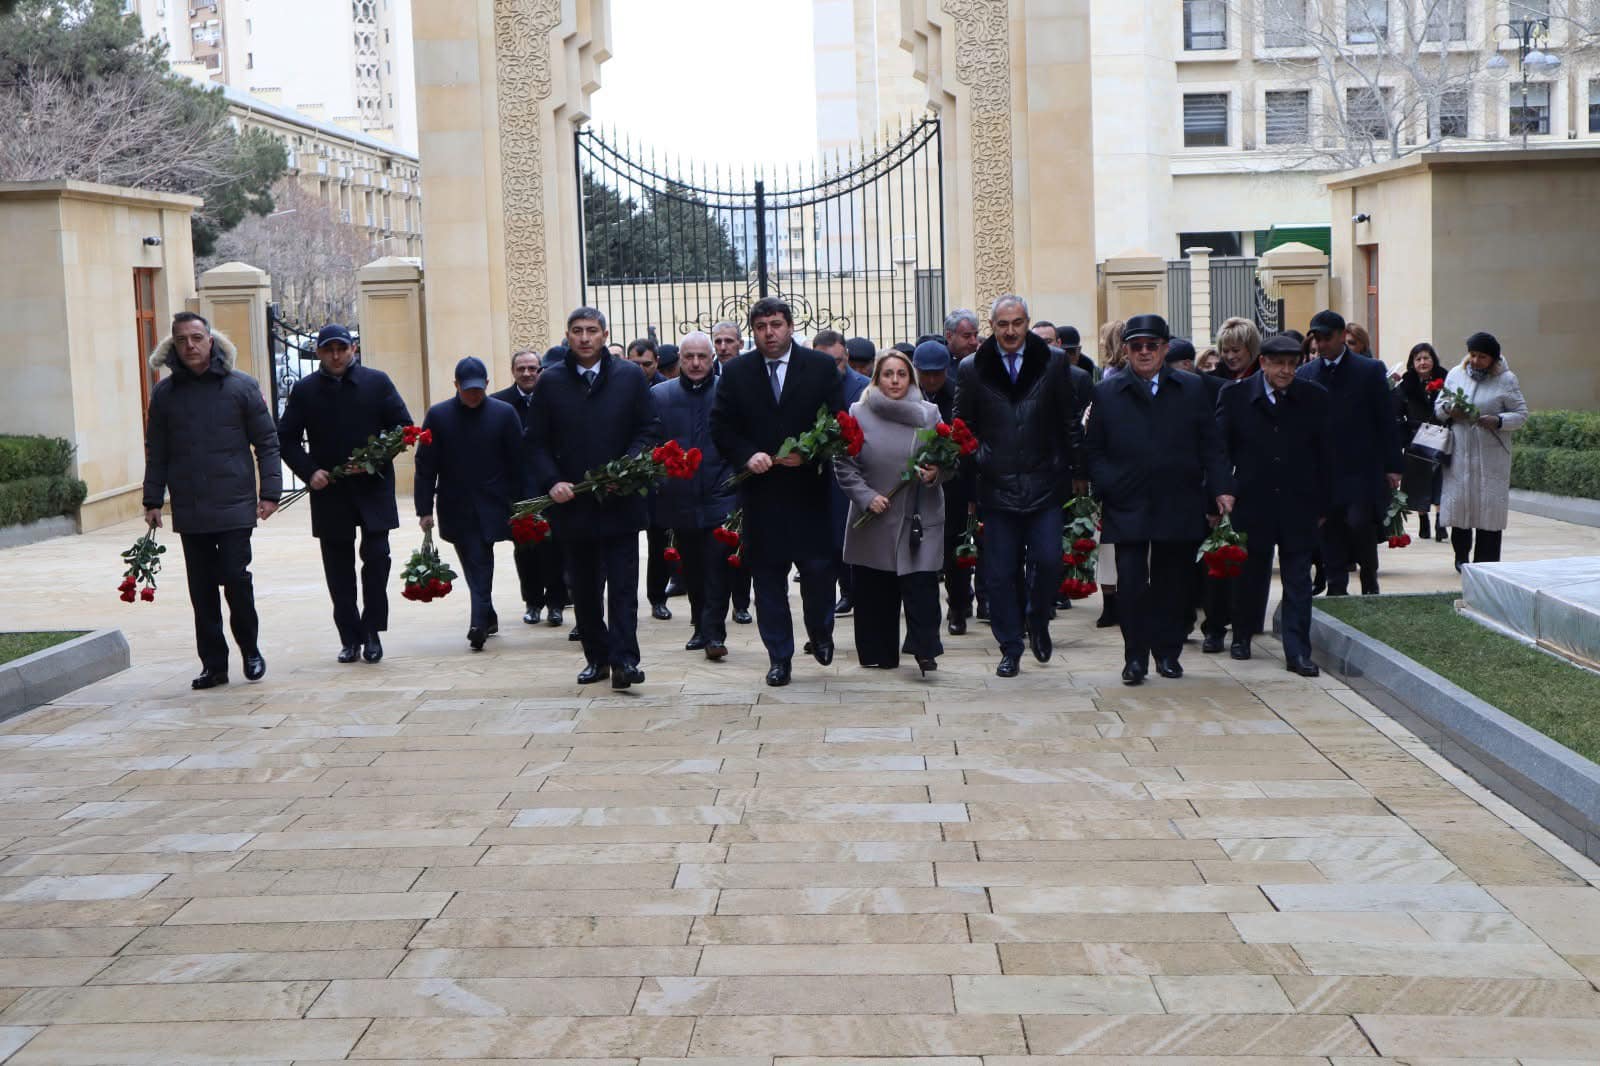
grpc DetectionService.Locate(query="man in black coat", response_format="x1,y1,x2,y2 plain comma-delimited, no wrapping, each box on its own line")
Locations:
1085,314,1233,686
414,357,525,652
493,349,567,629
710,297,844,687
1217,333,1331,675
953,295,1081,678
278,325,412,665
652,332,737,660
1296,309,1403,595
143,313,281,690
529,308,662,689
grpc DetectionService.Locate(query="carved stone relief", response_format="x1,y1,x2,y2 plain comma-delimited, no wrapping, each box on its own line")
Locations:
943,0,1016,309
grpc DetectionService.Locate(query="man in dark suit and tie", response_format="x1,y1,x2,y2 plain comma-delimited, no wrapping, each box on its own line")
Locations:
710,297,845,687
1085,314,1233,686
492,349,566,629
1296,309,1403,596
1217,333,1331,675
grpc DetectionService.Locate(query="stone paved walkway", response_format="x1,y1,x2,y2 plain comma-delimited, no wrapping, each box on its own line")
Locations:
2,506,1600,1064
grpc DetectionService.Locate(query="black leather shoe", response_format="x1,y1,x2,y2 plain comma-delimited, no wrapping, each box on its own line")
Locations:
191,669,228,690
976,602,990,621
1201,634,1225,654
467,627,487,652
524,609,540,625
1055,596,1074,610
766,660,791,687
1155,657,1184,679
547,607,564,627
685,630,708,652
834,596,853,616
665,576,685,597
1229,641,1251,661
995,654,1020,679
362,637,382,664
1360,580,1381,596
337,644,360,664
612,663,645,690
811,639,834,667
1311,572,1328,596
705,641,727,661
568,625,583,641
1287,656,1321,678
243,653,266,681
1095,592,1118,629
651,602,672,621
915,655,938,676
1028,628,1052,664
733,607,753,625
947,615,967,636
1121,661,1146,686
485,619,499,636
577,662,610,685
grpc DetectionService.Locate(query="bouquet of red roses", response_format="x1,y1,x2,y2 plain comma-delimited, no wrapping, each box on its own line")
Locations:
1198,516,1248,578
851,417,978,527
510,439,703,538
118,528,166,603
401,530,457,602
280,424,430,510
954,513,980,570
1384,488,1413,548
725,405,863,489
1059,496,1100,599
714,507,744,570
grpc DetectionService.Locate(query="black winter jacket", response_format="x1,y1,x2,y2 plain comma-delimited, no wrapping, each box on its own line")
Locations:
277,364,412,538
414,395,524,544
651,374,736,529
954,332,1081,513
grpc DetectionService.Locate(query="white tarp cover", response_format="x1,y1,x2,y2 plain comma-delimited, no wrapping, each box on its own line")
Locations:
1461,557,1600,667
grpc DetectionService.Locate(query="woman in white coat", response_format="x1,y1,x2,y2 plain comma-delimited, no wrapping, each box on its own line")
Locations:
1435,331,1529,570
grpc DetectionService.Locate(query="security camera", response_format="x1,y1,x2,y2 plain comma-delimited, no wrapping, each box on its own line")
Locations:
1352,213,1371,224
142,236,163,246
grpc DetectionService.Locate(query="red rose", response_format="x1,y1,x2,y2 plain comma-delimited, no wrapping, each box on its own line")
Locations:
140,586,155,602
727,553,743,569
935,423,952,438
120,588,137,603
418,429,433,446
439,581,452,596
428,578,445,594
1425,378,1444,394
956,555,978,569
664,547,681,563
1073,538,1096,553
119,576,136,593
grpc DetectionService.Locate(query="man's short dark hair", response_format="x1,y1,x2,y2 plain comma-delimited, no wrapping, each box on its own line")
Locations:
916,334,943,347
172,311,209,331
811,329,846,350
566,306,608,331
627,337,657,357
511,349,539,367
748,297,793,327
1033,319,1055,332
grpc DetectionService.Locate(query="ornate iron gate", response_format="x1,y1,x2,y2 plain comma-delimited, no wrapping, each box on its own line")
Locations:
266,304,359,493
576,117,945,348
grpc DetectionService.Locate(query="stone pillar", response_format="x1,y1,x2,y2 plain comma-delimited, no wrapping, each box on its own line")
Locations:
357,256,429,489
1257,242,1331,338
197,261,272,385
1091,1,1178,264
1186,246,1213,345
1101,252,1167,324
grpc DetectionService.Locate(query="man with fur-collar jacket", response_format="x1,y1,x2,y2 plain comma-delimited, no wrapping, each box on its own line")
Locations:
954,294,1083,679
141,312,282,691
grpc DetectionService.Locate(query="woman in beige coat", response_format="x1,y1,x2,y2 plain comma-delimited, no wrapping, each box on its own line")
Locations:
835,351,947,674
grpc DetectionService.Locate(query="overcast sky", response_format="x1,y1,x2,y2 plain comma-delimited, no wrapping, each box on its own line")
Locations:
587,0,819,173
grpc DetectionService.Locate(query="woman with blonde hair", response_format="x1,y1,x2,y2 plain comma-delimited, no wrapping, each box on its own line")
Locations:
1099,319,1127,379
1091,319,1126,626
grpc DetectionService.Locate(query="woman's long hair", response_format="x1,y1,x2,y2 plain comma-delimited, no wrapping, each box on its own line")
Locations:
1399,341,1446,408
1100,319,1126,370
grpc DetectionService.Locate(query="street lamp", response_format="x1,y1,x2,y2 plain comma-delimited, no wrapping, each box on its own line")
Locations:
1489,19,1561,150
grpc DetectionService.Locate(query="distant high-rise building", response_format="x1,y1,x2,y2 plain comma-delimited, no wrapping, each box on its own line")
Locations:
123,0,418,152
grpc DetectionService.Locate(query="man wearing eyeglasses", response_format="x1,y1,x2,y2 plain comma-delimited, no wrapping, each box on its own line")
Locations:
1085,314,1234,686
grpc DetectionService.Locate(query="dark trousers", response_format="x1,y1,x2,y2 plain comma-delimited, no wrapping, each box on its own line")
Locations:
1197,569,1232,639
180,529,259,672
853,566,943,668
752,553,835,664
943,524,973,621
1452,528,1503,565
979,505,1063,658
673,527,731,642
318,528,390,646
451,536,498,631
730,564,751,610
1233,534,1315,663
837,560,854,602
514,539,568,612
645,526,671,606
568,532,642,667
1321,501,1379,593
1115,540,1198,669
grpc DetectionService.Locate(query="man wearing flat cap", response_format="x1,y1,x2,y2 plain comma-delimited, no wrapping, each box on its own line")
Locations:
1218,333,1332,675
1296,309,1402,596
1085,314,1233,686
278,324,413,664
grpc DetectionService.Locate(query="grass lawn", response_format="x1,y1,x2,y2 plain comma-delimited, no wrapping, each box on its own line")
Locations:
0,631,84,666
1318,593,1600,766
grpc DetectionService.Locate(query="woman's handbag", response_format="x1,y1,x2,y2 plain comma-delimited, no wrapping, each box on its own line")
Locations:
1407,422,1452,466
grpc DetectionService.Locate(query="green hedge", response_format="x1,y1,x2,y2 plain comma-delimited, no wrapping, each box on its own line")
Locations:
0,476,87,527
1512,446,1600,501
1519,411,1600,452
0,436,73,482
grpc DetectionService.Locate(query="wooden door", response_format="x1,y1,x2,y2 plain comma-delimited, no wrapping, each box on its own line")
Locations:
133,269,160,419
1362,245,1380,360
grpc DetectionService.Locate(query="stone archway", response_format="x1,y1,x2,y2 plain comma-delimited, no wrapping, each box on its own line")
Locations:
412,0,1093,388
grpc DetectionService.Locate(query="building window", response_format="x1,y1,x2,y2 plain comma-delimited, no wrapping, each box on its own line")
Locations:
1510,82,1551,136
1434,90,1469,138
1590,80,1600,134
1510,0,1550,33
1265,89,1311,144
246,52,253,69
1347,0,1388,43
1423,0,1467,41
1179,231,1242,258
1346,86,1393,140
1182,0,1227,50
1262,0,1307,47
1183,92,1229,147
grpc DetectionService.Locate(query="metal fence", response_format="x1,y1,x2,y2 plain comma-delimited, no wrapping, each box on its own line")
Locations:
1166,260,1191,339
1210,257,1260,335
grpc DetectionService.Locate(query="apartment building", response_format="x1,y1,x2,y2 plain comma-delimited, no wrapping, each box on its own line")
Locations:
123,0,419,151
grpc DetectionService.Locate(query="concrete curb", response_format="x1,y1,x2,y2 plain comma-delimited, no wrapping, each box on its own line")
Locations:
0,630,129,724
0,516,78,550
1511,489,1600,529
1300,605,1600,863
